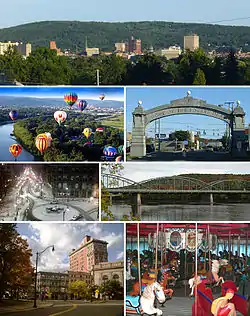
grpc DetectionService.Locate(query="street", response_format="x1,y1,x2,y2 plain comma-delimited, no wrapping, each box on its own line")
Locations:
5,303,123,316
132,150,250,161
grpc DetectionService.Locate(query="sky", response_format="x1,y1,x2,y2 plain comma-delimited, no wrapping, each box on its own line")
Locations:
0,87,124,102
16,223,124,272
126,87,250,139
2,0,250,28
116,162,250,182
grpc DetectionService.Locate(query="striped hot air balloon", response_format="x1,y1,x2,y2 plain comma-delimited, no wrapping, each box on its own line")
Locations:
9,144,22,159
64,93,78,107
35,134,48,153
99,94,105,101
9,110,18,121
103,146,117,159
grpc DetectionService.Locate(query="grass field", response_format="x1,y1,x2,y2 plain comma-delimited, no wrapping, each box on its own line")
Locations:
101,115,124,129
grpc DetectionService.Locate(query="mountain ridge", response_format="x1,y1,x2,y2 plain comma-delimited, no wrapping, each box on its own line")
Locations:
0,20,250,51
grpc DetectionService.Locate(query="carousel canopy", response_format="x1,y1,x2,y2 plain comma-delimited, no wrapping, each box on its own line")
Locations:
127,223,250,238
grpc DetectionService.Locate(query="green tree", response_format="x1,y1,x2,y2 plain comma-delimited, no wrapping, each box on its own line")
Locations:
193,68,206,85
223,50,244,85
68,280,89,299
0,224,33,299
25,48,72,84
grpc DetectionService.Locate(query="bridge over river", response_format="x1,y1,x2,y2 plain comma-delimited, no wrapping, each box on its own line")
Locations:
102,174,250,218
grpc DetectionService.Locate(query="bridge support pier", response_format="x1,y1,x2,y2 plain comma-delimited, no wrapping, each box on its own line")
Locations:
210,193,213,205
131,193,142,218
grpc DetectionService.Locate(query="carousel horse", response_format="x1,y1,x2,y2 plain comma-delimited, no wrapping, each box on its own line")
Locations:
126,281,166,315
127,257,136,280
189,259,228,296
159,271,174,301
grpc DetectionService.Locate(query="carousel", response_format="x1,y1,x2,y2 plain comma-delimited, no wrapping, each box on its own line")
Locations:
126,223,250,316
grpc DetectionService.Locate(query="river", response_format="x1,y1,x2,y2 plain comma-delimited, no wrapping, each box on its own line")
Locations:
0,123,35,161
110,203,250,221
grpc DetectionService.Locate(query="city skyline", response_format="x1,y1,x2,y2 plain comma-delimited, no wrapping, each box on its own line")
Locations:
0,87,124,102
126,87,250,138
16,223,124,272
110,162,250,182
2,0,250,28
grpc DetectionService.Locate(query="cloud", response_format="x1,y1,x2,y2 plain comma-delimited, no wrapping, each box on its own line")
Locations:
116,251,124,260
19,223,123,272
119,162,250,182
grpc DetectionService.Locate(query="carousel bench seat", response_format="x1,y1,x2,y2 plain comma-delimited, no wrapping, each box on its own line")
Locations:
192,284,213,316
222,280,247,316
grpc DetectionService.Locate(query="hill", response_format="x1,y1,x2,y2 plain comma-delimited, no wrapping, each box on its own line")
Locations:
0,21,250,51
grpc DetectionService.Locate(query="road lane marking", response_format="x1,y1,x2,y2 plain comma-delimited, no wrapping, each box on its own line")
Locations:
49,304,77,316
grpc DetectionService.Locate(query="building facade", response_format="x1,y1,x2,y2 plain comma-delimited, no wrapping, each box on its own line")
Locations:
184,34,199,52
44,164,99,199
126,36,142,54
159,46,182,59
93,261,124,287
115,42,126,52
69,235,108,272
0,41,31,57
85,48,100,56
37,271,92,299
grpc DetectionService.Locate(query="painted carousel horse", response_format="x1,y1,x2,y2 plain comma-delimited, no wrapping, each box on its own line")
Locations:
126,281,166,315
189,259,228,296
160,269,175,298
127,257,136,280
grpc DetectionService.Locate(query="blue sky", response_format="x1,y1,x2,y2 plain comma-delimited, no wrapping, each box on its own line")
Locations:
2,0,250,28
16,223,124,271
0,87,124,102
126,87,250,138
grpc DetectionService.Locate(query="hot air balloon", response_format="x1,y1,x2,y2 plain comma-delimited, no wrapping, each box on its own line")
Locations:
96,127,104,132
78,100,88,112
45,132,52,147
83,128,92,139
35,134,48,153
115,156,123,162
54,111,67,125
9,110,18,121
103,146,117,159
99,94,105,101
9,144,22,160
64,93,78,107
118,145,124,155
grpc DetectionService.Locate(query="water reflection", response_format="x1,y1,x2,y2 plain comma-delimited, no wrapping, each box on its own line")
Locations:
110,204,250,221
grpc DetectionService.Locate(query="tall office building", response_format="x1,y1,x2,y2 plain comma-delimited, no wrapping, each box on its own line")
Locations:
184,34,199,51
127,36,142,54
69,235,108,272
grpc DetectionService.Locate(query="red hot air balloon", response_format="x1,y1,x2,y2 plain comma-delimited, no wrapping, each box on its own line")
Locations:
35,134,48,153
9,144,22,160
64,93,78,107
96,127,104,132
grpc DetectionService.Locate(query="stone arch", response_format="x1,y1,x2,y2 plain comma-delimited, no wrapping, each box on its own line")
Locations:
130,94,246,158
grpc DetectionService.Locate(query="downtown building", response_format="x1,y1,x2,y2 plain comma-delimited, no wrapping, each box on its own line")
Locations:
37,271,92,299
184,34,199,52
126,36,142,54
44,164,99,199
0,41,31,57
69,235,108,272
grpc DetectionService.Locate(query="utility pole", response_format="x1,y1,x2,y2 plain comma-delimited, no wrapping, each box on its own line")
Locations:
96,69,100,86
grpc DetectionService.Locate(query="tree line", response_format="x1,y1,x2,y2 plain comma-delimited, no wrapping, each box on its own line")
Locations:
1,47,250,85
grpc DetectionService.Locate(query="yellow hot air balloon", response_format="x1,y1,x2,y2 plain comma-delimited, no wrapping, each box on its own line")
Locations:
83,128,92,139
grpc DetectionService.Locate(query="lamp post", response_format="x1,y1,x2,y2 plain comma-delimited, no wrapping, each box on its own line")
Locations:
33,245,55,308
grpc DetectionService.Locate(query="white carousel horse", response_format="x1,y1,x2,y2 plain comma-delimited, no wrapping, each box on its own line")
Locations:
188,259,228,296
126,257,135,280
126,282,166,315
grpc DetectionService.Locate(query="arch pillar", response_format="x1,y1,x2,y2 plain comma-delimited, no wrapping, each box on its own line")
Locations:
131,105,146,157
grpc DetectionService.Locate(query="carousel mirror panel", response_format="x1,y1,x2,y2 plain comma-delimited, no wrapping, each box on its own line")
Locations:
125,223,250,316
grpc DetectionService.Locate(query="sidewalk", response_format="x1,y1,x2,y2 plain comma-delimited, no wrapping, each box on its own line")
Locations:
0,301,53,314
